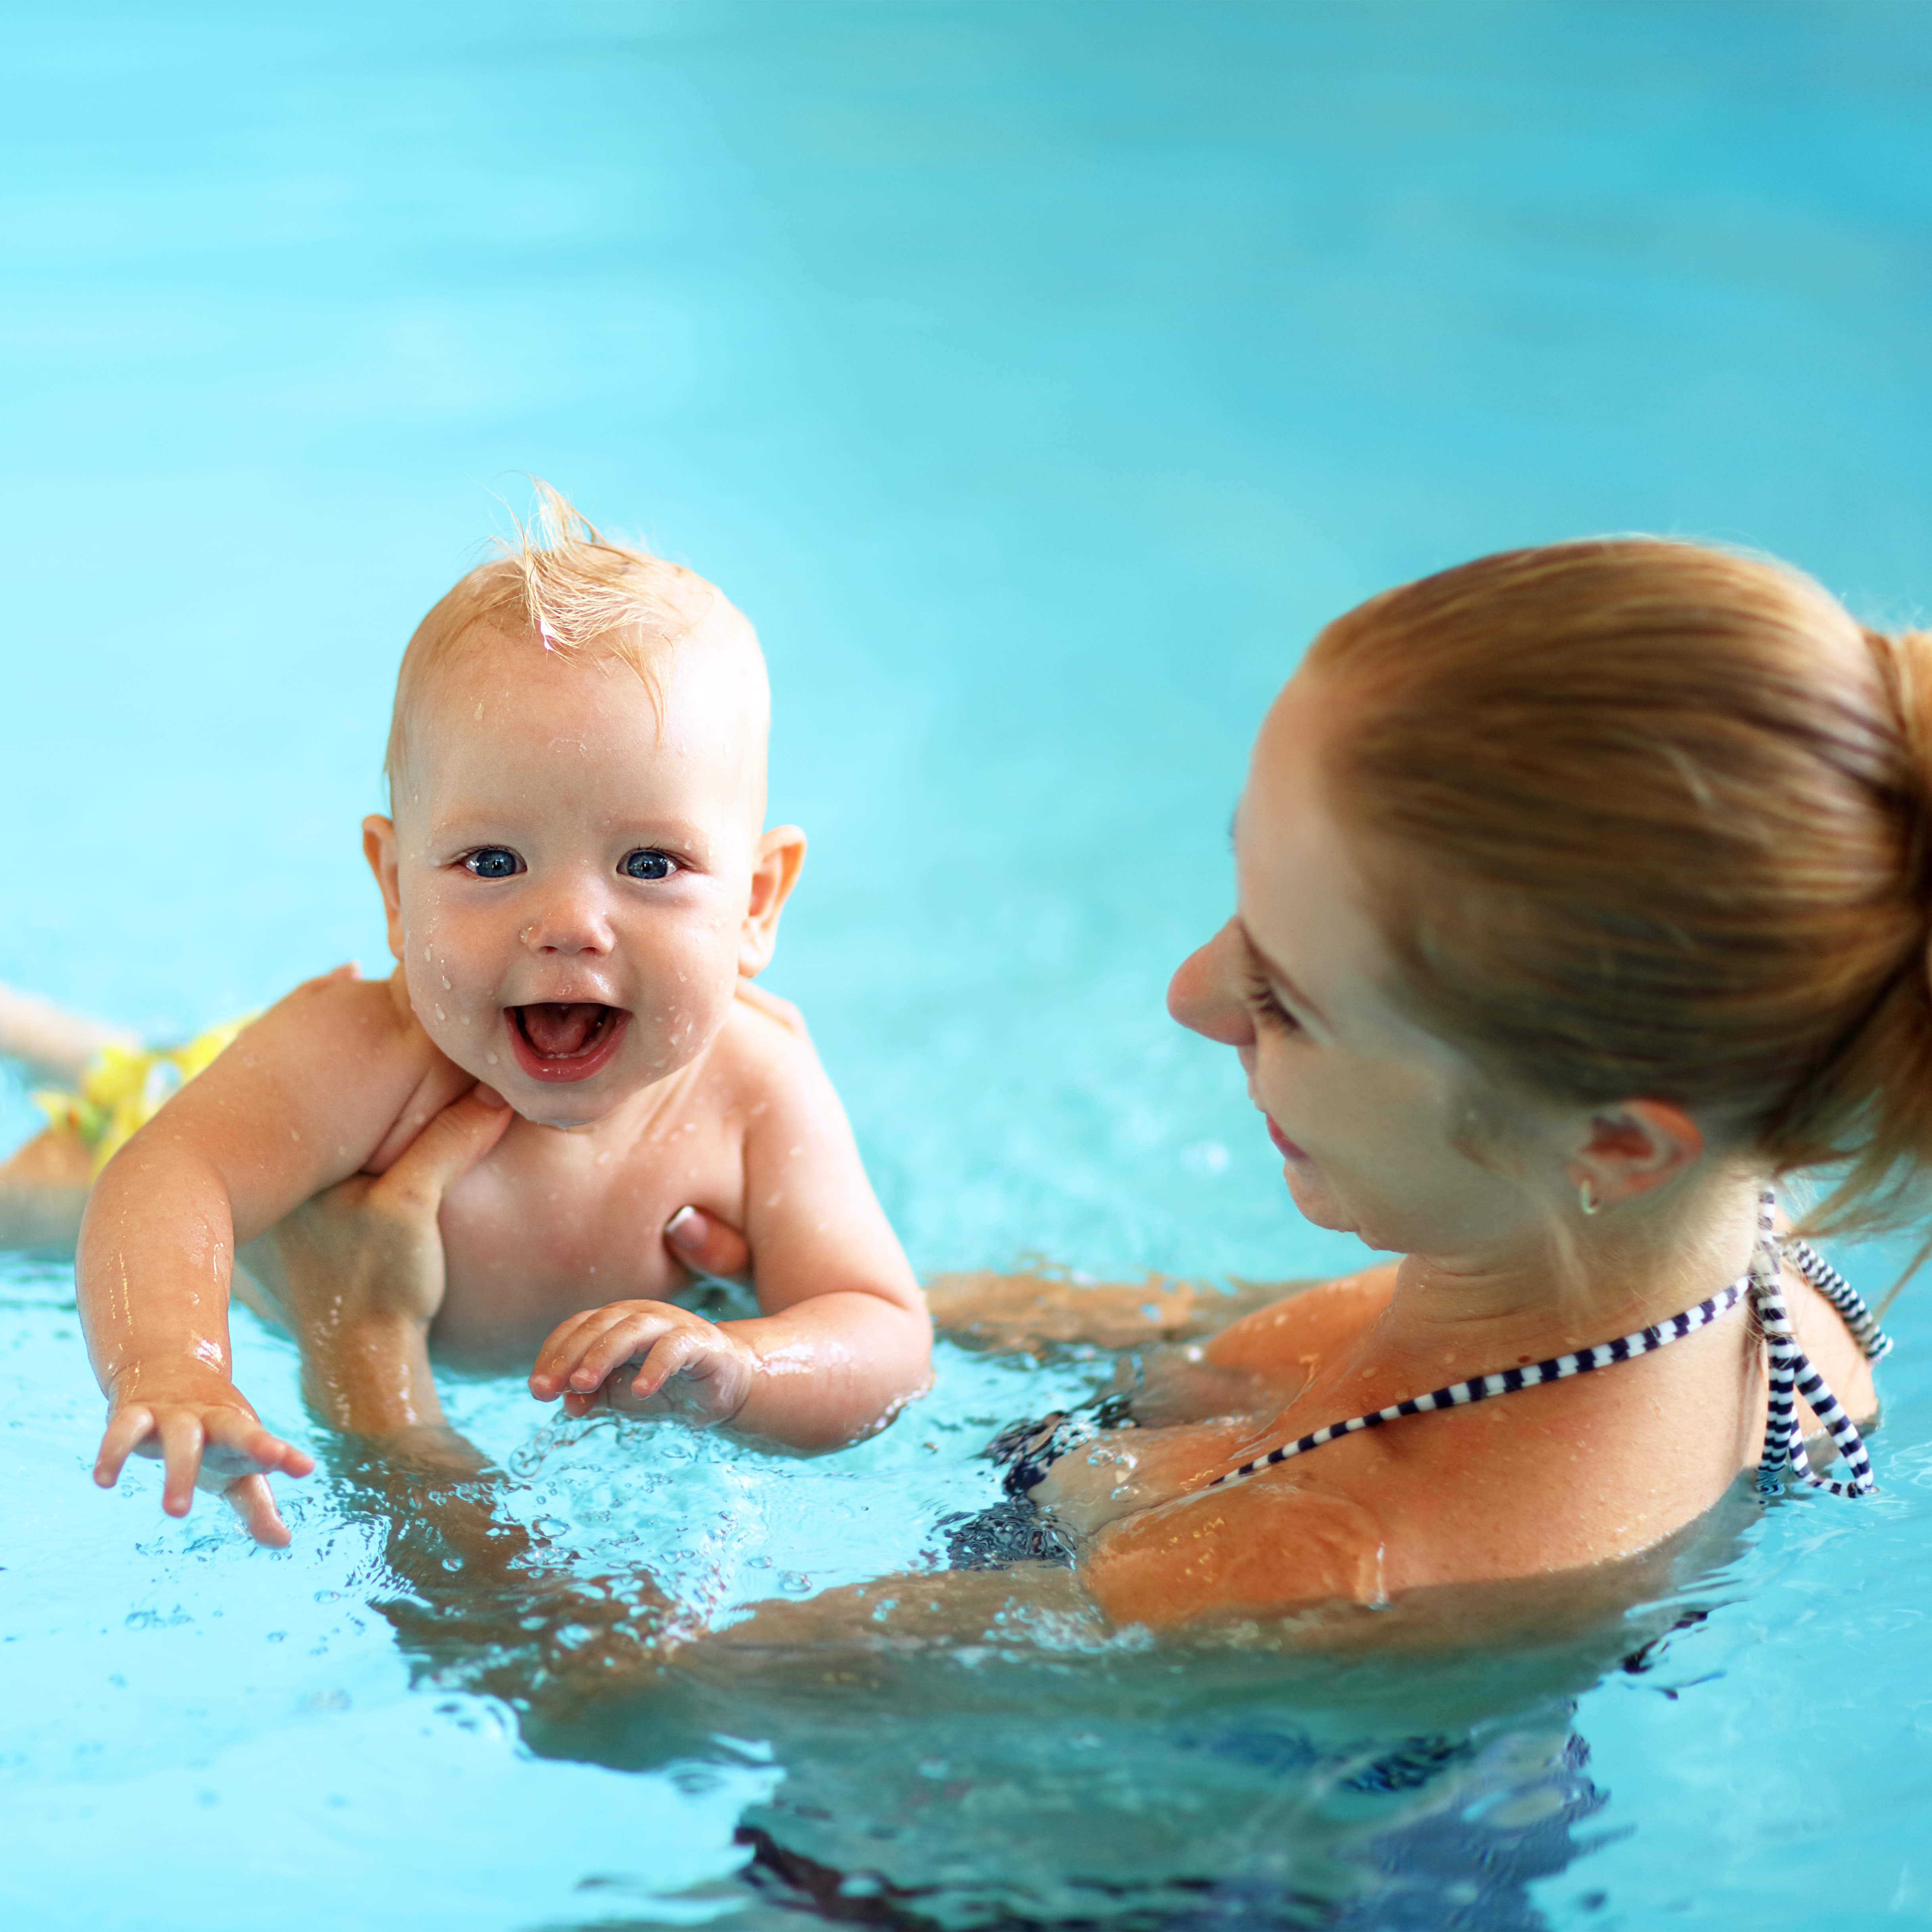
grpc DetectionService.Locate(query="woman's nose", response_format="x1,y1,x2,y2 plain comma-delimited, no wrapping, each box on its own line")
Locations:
1167,920,1256,1048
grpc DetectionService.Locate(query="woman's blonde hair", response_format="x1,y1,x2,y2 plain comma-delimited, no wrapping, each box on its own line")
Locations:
383,481,710,787
1306,538,1932,1235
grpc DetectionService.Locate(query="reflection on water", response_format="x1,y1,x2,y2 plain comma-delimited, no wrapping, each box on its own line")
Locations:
345,1429,1748,1931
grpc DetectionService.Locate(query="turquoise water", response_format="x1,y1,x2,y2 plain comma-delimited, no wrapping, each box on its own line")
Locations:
4,3,1932,1925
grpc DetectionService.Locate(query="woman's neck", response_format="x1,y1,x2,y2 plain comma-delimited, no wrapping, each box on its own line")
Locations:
1380,1167,1765,1368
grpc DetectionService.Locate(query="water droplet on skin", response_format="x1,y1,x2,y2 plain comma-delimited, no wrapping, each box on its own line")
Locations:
434,1006,446,1021
423,944,432,961
441,976,451,989
486,1052,499,1065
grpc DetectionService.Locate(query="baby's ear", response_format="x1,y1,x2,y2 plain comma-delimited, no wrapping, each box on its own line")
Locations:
362,815,407,963
739,826,807,977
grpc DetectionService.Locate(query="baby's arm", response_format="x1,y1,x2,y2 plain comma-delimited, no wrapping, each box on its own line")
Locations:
78,972,461,1542
531,1013,929,1451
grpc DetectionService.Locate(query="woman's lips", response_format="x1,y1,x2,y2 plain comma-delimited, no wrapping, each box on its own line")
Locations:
1265,1116,1308,1162
506,1003,631,1083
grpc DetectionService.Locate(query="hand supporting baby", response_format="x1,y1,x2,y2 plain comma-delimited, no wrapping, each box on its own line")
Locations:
266,1082,515,1437
270,1098,773,1452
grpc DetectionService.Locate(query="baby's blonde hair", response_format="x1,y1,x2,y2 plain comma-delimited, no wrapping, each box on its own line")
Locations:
384,480,712,788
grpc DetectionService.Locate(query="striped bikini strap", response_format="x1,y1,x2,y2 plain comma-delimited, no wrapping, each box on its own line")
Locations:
1782,1237,1892,1363
1204,1188,1884,1499
1748,1191,1879,1499
1204,1274,1750,1492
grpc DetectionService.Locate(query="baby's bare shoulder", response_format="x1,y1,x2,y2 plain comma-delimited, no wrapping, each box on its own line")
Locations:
204,969,411,1079
706,982,832,1100
691,984,869,1178
151,967,451,1208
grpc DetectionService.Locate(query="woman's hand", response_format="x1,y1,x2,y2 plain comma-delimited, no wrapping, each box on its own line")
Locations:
528,1301,757,1427
662,1203,752,1280
266,1083,512,1437
922,1270,1212,1355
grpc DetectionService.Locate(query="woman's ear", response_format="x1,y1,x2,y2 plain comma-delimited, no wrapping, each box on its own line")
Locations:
1568,1099,1704,1214
739,826,807,977
362,815,406,963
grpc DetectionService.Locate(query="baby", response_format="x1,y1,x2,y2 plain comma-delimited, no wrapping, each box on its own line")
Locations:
76,487,930,1544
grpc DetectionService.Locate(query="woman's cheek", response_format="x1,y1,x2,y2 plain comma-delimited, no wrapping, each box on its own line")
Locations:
1283,1163,1357,1236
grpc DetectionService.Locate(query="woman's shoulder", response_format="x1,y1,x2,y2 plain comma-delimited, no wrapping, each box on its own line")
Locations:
1203,1262,1399,1379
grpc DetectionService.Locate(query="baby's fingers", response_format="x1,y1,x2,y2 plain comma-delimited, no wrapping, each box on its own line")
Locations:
156,1412,208,1518
566,1310,679,1393
530,1304,671,1399
628,1326,708,1403
528,1315,597,1398
223,1473,291,1548
199,1410,316,1485
94,1406,158,1488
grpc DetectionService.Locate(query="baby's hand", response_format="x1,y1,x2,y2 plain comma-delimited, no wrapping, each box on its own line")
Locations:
528,1302,755,1428
94,1381,317,1547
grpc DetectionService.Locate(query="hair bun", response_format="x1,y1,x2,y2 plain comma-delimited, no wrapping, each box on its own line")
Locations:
1309,541,1932,1236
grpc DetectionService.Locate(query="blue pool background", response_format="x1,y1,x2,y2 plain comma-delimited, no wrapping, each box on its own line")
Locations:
3,3,1932,1926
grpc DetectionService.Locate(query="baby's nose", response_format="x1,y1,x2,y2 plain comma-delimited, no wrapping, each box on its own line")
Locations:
520,884,616,954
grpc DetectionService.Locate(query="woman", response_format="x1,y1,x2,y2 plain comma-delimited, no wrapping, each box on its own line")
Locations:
89,538,1928,1628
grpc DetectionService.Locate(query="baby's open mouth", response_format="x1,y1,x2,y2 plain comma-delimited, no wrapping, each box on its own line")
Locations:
507,1003,631,1083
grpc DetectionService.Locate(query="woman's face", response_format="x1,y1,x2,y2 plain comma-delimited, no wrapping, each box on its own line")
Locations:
1169,669,1566,1262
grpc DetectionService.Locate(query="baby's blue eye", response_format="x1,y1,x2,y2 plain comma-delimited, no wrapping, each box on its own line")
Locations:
464,847,522,880
621,849,675,882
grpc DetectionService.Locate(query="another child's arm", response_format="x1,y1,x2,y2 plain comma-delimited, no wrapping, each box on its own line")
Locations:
0,1123,93,1252
0,980,136,1085
0,983,135,1253
529,1016,930,1451
79,971,465,1542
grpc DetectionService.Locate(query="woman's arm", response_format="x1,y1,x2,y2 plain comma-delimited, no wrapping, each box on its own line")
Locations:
1078,1470,1388,1630
923,1270,1306,1356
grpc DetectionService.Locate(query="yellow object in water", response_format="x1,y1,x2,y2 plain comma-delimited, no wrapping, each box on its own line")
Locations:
33,1018,253,1174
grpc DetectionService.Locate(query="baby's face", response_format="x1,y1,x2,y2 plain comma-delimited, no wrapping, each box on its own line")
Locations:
368,612,786,1129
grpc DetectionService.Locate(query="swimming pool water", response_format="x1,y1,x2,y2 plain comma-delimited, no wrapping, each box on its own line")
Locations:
4,3,1932,1926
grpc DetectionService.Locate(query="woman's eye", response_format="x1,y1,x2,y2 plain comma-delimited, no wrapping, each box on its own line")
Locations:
620,849,677,882
1244,973,1300,1033
463,847,522,880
